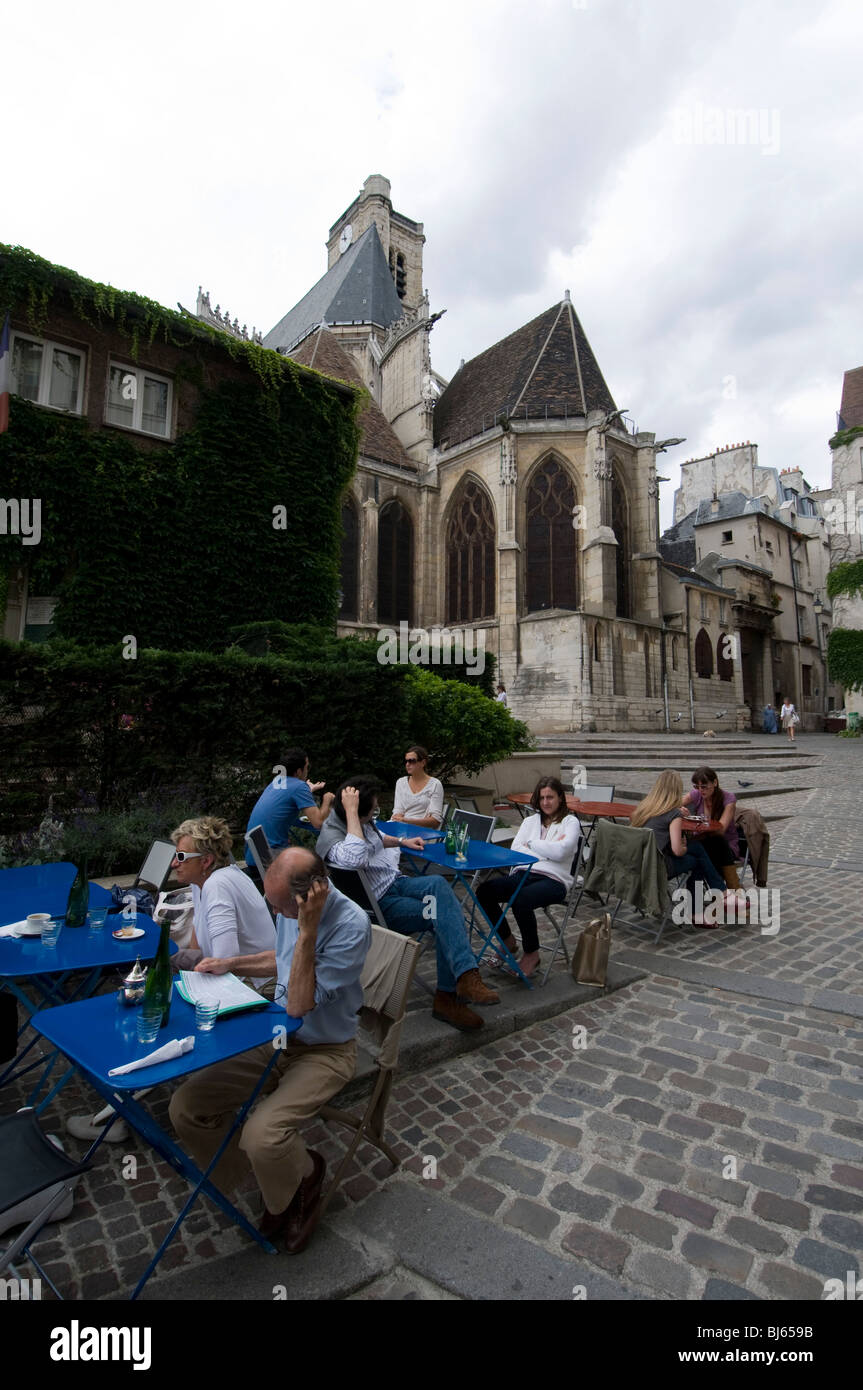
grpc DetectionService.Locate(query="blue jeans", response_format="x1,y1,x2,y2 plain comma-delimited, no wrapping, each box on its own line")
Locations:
668,841,726,892
380,875,477,993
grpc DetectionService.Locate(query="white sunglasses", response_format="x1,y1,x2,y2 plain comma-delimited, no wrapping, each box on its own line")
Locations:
173,850,203,862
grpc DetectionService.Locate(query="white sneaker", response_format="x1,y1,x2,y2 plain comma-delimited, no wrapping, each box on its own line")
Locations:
65,1112,130,1143
0,1134,75,1236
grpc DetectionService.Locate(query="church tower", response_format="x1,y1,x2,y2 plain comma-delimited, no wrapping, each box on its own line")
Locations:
326,174,425,313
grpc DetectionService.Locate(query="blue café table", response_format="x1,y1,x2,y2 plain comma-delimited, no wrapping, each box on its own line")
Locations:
378,827,538,987
0,863,161,1094
32,990,301,1299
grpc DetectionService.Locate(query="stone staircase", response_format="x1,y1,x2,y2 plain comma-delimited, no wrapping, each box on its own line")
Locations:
533,733,815,819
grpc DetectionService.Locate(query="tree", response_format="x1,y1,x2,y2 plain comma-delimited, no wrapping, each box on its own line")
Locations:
402,667,532,784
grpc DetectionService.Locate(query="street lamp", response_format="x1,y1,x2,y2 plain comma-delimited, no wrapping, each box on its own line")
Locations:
812,596,825,718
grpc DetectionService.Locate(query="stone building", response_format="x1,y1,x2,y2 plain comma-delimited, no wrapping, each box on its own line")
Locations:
661,450,840,727
819,367,863,717
260,174,682,732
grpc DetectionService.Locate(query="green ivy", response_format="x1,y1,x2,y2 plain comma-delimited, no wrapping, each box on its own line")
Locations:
0,378,361,647
827,558,863,601
826,627,863,693
828,425,863,450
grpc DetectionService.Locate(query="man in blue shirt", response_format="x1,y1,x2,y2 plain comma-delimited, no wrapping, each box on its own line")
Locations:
169,847,369,1254
244,748,334,869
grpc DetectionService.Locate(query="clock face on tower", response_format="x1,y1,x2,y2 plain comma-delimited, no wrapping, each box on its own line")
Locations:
339,224,353,254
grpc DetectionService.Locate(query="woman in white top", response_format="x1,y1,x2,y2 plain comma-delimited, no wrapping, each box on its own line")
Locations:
171,816,276,963
390,745,445,829
780,696,798,743
476,778,581,979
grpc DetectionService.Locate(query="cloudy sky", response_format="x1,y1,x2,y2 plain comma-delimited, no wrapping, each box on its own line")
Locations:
5,0,861,526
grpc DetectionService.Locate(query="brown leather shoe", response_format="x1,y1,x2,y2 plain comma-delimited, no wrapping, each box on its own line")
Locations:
455,968,500,1006
283,1150,327,1255
432,990,484,1031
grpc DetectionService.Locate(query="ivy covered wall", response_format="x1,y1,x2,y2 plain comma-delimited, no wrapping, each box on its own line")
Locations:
0,246,362,647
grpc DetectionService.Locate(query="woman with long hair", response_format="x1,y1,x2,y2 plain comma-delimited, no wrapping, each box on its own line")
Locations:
630,771,740,926
476,777,581,979
390,744,445,828
681,766,742,889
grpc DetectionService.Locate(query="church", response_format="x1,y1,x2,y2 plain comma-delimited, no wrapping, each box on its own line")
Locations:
252,175,703,732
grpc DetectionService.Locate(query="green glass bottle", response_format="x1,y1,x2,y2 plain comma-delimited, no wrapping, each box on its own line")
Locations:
444,824,456,855
64,861,89,928
142,918,173,1027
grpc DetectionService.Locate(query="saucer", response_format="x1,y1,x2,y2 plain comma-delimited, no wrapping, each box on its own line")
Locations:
112,927,145,940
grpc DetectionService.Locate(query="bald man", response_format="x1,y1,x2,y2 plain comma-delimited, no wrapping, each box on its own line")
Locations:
168,848,370,1254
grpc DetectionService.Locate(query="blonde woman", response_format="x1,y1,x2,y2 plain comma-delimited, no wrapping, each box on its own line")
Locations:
630,771,739,927
171,816,276,964
66,816,276,1146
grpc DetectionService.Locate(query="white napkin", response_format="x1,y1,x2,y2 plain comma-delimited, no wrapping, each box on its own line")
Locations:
1,921,32,937
109,1035,194,1076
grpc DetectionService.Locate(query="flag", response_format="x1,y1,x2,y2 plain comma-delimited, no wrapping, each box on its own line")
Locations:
0,313,10,434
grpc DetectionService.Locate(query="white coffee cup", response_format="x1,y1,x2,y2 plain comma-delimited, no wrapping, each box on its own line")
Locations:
25,913,51,934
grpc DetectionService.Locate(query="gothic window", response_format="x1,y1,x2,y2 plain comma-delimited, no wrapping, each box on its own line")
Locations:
716,634,733,681
525,457,578,613
378,499,413,626
446,480,496,623
338,496,359,622
643,633,652,698
389,247,407,300
695,627,713,678
613,635,624,695
611,471,631,619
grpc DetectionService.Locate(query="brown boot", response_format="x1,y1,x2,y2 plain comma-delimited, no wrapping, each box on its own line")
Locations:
722,865,741,889
456,968,500,1006
432,990,484,1031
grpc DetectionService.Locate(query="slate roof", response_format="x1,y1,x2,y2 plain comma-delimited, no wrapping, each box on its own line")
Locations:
265,225,404,354
433,298,617,448
661,559,731,595
289,327,414,471
838,366,863,430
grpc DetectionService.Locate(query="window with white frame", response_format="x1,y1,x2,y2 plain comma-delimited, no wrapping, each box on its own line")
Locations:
105,363,172,437
10,333,85,414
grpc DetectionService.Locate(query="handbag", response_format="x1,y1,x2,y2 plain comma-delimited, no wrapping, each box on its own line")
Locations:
572,912,612,987
791,711,800,726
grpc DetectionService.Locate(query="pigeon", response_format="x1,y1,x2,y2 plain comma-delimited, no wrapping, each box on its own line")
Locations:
654,708,664,716
672,712,683,722
715,709,728,718
738,780,753,787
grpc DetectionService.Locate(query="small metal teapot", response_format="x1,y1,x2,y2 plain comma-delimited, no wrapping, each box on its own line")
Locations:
120,956,148,1006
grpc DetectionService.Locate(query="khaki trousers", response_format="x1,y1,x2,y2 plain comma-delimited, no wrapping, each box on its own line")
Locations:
168,1038,356,1215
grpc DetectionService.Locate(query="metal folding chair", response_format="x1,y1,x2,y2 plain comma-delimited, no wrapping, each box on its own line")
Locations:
0,1110,92,1301
318,925,420,1218
135,840,179,895
326,866,434,997
244,824,274,880
569,821,688,947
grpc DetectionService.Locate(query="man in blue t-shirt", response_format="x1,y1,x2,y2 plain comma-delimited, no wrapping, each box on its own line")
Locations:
245,748,334,868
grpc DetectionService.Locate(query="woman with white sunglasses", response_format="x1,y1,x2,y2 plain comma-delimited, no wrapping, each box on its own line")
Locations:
171,816,276,964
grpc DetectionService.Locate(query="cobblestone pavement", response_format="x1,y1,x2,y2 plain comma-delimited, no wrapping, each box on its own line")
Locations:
3,734,861,1301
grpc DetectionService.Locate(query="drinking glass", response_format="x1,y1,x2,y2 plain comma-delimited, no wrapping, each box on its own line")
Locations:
455,822,469,862
42,916,63,948
88,907,109,932
195,1000,220,1031
136,1006,162,1045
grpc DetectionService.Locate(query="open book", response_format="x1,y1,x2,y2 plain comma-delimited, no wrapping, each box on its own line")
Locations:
176,970,269,1017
